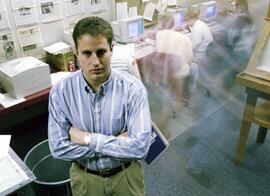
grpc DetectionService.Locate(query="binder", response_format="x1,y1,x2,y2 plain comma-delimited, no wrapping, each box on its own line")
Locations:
144,122,169,165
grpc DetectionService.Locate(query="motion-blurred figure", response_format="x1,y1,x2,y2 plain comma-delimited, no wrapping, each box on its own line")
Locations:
143,30,192,139
184,8,213,106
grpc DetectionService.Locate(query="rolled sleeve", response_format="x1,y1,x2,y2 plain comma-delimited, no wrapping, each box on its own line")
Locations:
48,85,96,161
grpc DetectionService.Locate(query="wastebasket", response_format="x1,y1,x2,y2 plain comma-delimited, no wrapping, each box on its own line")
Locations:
23,139,72,196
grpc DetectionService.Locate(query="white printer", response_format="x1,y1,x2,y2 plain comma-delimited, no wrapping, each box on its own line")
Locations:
0,57,51,98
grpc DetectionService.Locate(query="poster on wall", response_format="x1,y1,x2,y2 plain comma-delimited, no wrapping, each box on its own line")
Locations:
17,25,43,57
11,0,36,8
89,0,107,13
64,0,84,17
63,17,81,30
39,0,62,22
12,6,39,27
0,1,10,31
0,31,17,63
0,11,10,31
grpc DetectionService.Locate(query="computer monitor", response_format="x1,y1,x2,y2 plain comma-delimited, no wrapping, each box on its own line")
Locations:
174,9,185,29
200,1,217,21
176,0,210,7
111,16,144,43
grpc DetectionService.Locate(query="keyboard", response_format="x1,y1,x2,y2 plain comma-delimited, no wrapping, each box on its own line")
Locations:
135,42,149,50
144,38,156,46
135,44,156,59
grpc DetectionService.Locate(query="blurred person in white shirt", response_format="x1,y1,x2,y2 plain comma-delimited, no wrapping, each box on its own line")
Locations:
184,8,213,105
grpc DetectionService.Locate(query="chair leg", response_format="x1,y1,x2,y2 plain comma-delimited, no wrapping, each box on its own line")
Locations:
256,126,268,144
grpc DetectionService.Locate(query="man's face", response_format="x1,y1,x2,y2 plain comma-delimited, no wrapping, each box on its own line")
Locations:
76,34,112,88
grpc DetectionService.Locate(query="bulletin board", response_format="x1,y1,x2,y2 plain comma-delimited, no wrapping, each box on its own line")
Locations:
0,0,114,64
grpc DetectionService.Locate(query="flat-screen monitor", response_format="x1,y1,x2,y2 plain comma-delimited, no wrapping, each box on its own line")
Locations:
111,16,144,43
174,9,185,28
200,1,217,20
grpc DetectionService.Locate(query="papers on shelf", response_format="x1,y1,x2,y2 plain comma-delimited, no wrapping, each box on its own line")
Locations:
0,93,25,108
17,25,43,57
11,0,35,8
156,0,167,15
43,41,71,55
89,0,107,13
116,2,128,20
64,0,84,17
129,6,138,18
143,2,156,21
12,7,39,27
40,1,62,23
0,10,10,30
0,31,17,62
0,135,11,159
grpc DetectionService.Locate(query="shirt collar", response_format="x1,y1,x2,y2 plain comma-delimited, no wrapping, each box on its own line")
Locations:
81,69,113,95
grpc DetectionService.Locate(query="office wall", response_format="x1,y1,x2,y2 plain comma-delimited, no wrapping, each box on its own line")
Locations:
0,0,115,63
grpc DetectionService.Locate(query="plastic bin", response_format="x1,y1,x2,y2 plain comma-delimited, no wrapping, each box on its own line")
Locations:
23,139,72,196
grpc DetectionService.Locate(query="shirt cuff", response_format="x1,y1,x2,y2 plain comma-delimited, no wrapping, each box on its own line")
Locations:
89,133,104,152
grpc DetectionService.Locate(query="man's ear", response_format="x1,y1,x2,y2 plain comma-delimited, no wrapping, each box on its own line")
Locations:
111,43,114,52
73,48,78,56
110,43,114,57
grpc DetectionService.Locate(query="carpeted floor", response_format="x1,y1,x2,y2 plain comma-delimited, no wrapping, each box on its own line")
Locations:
144,96,270,196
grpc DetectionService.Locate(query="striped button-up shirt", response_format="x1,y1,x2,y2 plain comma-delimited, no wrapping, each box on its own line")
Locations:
111,56,139,78
48,69,152,170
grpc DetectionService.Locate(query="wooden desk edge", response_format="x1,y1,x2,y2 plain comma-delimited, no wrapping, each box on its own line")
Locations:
236,72,270,94
0,87,51,117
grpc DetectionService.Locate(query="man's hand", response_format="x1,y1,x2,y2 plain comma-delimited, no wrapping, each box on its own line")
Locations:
118,131,128,137
69,127,90,145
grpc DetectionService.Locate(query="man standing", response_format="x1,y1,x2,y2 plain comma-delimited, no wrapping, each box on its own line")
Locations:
48,16,152,196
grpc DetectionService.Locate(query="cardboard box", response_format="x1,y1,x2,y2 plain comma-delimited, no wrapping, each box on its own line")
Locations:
44,42,75,71
45,49,74,71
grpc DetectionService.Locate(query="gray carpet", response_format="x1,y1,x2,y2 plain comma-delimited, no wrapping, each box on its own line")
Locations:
144,98,270,196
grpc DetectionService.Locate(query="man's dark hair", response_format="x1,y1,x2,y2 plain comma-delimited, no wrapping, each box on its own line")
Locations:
72,16,114,49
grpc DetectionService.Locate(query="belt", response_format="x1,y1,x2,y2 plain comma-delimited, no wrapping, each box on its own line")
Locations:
75,161,131,178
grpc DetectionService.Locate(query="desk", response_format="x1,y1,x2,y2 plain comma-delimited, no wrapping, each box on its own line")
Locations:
0,87,51,118
234,73,270,165
0,87,51,131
